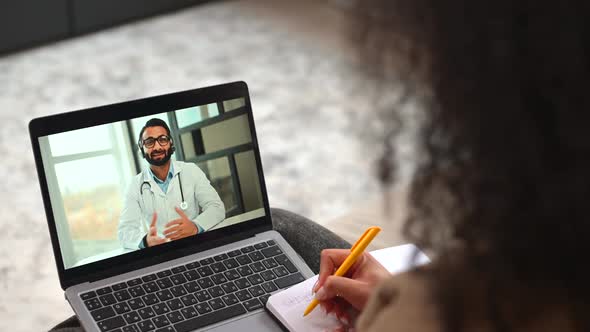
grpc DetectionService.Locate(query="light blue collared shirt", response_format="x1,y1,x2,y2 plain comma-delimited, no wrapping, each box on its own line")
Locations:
148,164,175,194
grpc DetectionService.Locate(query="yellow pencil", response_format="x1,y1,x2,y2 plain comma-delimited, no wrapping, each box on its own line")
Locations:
303,226,381,317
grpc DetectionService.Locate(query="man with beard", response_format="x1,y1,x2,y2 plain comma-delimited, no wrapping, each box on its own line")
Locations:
118,118,225,249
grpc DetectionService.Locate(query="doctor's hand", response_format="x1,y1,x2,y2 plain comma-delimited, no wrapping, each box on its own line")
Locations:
147,213,169,247
163,207,199,241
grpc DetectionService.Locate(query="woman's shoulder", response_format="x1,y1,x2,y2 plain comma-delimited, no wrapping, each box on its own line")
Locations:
356,266,445,332
356,264,575,332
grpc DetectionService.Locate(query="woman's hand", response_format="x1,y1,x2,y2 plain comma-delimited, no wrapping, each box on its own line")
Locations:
313,249,390,327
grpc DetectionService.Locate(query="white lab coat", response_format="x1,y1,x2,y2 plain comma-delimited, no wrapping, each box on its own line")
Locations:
118,160,225,249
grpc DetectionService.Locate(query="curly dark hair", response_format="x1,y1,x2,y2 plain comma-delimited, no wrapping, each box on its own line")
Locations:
354,0,590,331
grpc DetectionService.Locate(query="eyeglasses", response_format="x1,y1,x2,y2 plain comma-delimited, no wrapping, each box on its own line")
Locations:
142,135,171,148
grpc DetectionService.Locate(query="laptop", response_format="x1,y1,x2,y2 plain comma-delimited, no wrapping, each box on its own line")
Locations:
29,81,314,332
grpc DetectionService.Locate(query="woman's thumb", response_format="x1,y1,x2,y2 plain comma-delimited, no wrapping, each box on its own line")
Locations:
314,276,370,310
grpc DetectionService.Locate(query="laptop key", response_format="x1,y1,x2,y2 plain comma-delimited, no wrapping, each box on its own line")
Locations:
275,254,298,273
183,270,199,281
155,327,174,332
223,258,239,269
195,290,211,302
81,291,97,300
208,298,225,310
250,262,265,273
199,257,214,265
210,262,226,274
156,270,172,278
185,261,200,270
235,290,252,302
247,274,264,285
97,286,113,295
166,311,184,324
129,285,146,297
240,246,255,254
254,242,268,250
213,253,228,261
224,269,240,281
142,294,158,306
221,281,237,294
170,285,187,297
166,299,183,311
99,294,117,306
127,278,143,287
174,304,246,332
171,266,187,274
197,277,213,289
221,293,239,306
227,249,241,257
113,302,131,315
211,274,227,285
122,326,139,332
156,289,173,301
261,270,276,281
180,294,198,306
248,251,265,261
123,311,141,324
235,278,251,290
235,255,252,265
170,274,187,285
197,266,214,278
97,316,125,332
273,266,288,277
112,282,128,291
91,306,116,321
237,266,253,277
274,272,305,289
156,278,173,289
138,307,156,320
266,240,276,245
262,258,278,269
248,286,265,297
208,286,225,298
142,282,159,294
195,302,213,314
152,315,170,328
128,298,146,310
261,246,282,258
243,298,263,312
137,319,155,332
181,306,198,319
142,274,157,282
261,281,278,293
84,298,102,311
114,290,131,302
184,281,200,293
151,303,170,315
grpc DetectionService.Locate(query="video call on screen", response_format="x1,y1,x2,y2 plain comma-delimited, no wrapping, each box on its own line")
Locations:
39,98,266,269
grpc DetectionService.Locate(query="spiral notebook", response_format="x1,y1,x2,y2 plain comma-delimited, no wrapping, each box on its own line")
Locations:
265,244,431,332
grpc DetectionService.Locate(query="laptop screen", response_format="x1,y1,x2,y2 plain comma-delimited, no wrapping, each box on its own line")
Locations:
36,94,267,271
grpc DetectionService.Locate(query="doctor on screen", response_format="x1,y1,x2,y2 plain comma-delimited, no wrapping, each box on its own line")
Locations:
118,118,225,249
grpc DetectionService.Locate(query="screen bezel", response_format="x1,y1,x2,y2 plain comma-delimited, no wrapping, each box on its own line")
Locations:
29,81,273,289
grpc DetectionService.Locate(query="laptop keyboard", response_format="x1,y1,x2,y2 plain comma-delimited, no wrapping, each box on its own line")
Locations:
80,240,305,332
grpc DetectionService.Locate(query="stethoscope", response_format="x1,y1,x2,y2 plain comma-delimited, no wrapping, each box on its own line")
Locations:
140,173,188,214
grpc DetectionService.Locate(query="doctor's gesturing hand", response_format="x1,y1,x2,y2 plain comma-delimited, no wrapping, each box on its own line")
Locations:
147,213,168,247
163,207,199,241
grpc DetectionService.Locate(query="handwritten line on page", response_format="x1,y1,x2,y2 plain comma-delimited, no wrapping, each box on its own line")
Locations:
266,243,430,332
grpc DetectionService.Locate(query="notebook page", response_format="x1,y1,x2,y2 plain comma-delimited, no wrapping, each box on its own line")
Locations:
266,244,430,332
267,275,341,331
